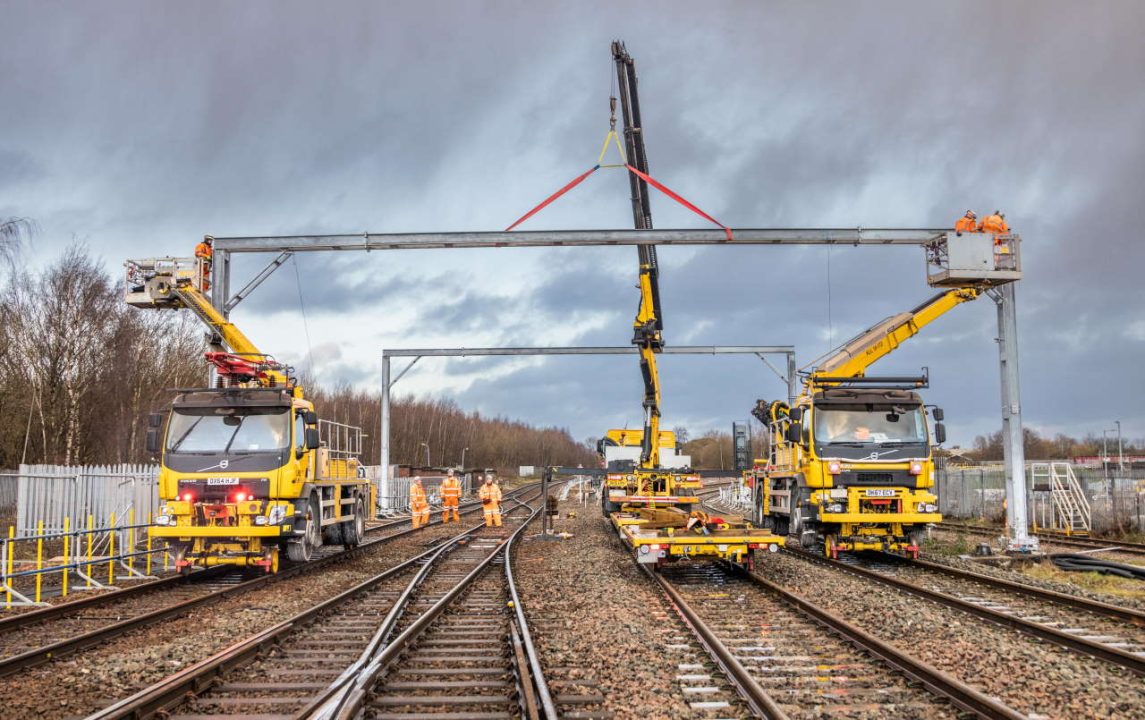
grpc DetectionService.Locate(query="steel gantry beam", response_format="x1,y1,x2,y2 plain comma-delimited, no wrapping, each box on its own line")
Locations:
378,345,797,500
210,227,948,254
205,225,1032,552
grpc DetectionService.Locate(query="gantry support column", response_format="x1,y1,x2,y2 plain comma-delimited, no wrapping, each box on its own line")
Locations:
995,283,1037,551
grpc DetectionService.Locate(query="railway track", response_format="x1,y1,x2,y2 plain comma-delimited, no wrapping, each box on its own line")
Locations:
87,489,550,720
787,547,1145,677
939,521,1145,557
650,561,1023,719
0,491,529,680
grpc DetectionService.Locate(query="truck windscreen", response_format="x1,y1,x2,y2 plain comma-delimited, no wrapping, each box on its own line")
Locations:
166,408,290,454
813,406,926,446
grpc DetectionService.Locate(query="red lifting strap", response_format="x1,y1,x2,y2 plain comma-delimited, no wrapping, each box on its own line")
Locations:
625,165,733,240
505,166,599,232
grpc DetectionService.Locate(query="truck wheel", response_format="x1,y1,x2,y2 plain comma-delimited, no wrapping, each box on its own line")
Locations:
341,497,365,547
287,497,320,562
602,491,620,517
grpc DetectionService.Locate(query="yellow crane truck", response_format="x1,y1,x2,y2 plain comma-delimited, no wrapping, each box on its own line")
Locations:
602,42,782,569
125,256,371,573
750,287,984,558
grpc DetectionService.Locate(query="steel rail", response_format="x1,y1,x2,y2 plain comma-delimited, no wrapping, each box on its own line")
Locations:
901,555,1145,626
788,547,1145,677
741,566,1026,719
0,487,535,679
84,488,545,720
939,522,1145,556
646,566,790,719
313,496,546,720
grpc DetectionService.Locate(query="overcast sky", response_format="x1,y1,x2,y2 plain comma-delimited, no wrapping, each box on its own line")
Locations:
3,1,1143,449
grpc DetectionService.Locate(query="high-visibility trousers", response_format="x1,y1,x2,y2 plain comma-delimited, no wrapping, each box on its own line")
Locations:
411,503,430,528
442,499,460,523
483,503,502,527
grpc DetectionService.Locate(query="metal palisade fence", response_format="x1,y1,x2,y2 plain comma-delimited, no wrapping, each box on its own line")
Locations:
13,464,160,537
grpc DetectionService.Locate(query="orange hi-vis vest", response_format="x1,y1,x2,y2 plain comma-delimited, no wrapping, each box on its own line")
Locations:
410,483,428,508
979,214,1008,235
954,216,977,233
195,242,213,259
478,483,501,504
440,477,462,501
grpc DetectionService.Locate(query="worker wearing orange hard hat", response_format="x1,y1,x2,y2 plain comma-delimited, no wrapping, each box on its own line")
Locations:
194,236,213,292
954,210,978,234
478,474,502,527
440,469,462,523
409,476,430,529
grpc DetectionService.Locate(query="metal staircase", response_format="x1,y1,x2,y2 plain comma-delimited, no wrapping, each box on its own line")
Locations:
1032,462,1090,535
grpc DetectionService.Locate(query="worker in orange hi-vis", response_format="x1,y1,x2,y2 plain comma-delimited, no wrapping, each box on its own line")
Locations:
409,476,430,529
978,210,1009,237
440,469,462,523
954,210,978,234
194,236,213,292
478,474,502,527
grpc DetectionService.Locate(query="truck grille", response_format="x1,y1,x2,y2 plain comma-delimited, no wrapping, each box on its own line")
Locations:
856,472,894,484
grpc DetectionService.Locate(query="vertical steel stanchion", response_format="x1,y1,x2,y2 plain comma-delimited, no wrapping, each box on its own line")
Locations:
146,511,153,576
128,508,136,574
35,520,43,603
62,516,70,598
108,512,116,585
86,514,94,587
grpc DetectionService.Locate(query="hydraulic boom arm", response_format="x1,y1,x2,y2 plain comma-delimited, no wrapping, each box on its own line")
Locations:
807,287,981,386
614,40,664,469
125,257,291,387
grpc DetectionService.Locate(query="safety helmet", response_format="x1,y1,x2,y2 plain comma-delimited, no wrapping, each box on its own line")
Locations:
447,468,454,475
484,474,493,482
966,210,976,218
412,475,422,482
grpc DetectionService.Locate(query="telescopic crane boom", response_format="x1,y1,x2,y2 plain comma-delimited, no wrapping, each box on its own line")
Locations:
805,286,981,390
613,40,665,469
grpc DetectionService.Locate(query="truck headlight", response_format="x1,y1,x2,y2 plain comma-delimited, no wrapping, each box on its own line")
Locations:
266,505,287,524
825,503,844,514
919,503,937,513
154,515,172,526
254,516,269,526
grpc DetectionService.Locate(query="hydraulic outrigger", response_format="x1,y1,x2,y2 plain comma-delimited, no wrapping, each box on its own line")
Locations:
125,257,371,572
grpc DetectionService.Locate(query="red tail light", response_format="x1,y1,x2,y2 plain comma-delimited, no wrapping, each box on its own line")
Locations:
182,492,194,502
235,491,247,503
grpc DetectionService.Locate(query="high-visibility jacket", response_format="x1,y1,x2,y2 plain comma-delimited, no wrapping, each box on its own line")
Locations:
979,214,1009,235
440,477,462,502
954,216,977,233
195,242,213,259
410,483,428,508
478,482,501,505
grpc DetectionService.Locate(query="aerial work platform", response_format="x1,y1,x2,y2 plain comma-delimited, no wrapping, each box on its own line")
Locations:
926,232,1021,287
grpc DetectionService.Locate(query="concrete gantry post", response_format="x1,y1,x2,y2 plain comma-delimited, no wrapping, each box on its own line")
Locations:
994,283,1037,552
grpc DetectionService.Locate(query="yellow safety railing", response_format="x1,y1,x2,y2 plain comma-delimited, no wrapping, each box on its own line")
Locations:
1,511,171,608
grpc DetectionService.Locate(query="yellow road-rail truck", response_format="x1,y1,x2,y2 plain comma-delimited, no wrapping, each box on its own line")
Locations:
126,256,372,573
750,287,986,558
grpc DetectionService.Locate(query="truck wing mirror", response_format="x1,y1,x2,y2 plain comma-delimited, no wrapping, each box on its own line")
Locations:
785,422,802,444
303,410,318,425
788,407,804,422
145,429,161,454
305,427,321,450
934,423,947,445
148,412,164,428
932,407,945,422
